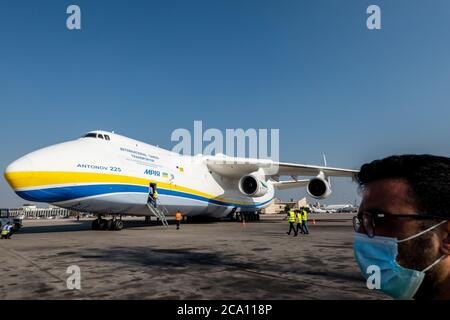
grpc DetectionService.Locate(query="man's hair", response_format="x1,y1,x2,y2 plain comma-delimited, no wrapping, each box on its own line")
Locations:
357,154,450,218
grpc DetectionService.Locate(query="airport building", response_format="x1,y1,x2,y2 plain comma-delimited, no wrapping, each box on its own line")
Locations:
261,197,308,215
8,204,71,219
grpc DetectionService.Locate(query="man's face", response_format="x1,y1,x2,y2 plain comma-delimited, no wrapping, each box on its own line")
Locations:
358,178,444,298
359,178,420,239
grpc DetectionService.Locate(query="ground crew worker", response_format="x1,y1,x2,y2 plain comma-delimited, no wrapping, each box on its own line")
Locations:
153,188,158,208
286,208,297,236
175,210,182,230
296,210,304,234
8,223,15,237
301,208,309,234
147,183,154,205
1,222,11,239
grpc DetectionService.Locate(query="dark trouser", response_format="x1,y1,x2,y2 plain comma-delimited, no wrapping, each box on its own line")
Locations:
287,222,297,235
176,220,180,230
148,197,157,208
302,221,309,234
296,223,304,234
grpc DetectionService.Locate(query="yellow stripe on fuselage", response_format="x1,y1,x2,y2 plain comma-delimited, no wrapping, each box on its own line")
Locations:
4,171,256,205
5,171,150,189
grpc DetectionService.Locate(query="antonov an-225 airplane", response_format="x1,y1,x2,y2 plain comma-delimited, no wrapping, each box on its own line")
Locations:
4,130,358,231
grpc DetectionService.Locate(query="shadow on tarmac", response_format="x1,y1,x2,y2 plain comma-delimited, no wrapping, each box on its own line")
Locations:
15,218,264,234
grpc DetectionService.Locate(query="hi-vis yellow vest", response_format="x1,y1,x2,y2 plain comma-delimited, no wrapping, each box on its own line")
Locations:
288,211,296,223
296,213,303,223
302,210,308,221
153,190,158,199
1,226,9,235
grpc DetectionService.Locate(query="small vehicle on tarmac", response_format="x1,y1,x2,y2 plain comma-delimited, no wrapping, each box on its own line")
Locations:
0,209,23,231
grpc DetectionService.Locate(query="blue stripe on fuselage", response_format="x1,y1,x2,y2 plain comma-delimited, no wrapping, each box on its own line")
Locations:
16,184,146,203
15,184,271,208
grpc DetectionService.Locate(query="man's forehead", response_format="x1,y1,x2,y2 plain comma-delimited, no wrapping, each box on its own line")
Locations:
361,178,417,210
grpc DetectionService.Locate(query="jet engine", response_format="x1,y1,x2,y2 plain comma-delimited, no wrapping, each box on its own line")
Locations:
238,174,268,197
307,176,332,199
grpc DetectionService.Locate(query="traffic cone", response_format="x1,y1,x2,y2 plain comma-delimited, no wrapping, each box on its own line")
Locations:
312,219,316,225
241,218,246,228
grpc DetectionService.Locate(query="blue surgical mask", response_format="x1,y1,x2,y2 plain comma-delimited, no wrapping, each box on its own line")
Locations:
354,220,447,300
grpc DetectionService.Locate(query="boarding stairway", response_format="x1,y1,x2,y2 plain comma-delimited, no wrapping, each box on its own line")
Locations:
146,203,169,227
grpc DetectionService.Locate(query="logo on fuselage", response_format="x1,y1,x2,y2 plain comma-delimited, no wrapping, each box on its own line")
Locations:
144,169,161,177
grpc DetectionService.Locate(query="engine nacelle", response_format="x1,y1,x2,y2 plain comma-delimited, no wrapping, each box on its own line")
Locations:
307,177,332,199
239,174,268,197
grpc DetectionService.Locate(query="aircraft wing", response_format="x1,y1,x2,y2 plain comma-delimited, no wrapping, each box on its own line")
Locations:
271,179,310,190
273,161,359,178
203,155,359,180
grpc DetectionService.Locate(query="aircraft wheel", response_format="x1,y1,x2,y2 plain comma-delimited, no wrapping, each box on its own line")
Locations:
92,219,100,230
103,219,112,230
112,220,123,231
97,219,108,230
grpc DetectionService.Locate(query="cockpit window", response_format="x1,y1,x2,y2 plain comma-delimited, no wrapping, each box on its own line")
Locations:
82,133,111,140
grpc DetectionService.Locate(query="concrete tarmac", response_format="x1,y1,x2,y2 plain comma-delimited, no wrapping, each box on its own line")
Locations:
0,214,388,300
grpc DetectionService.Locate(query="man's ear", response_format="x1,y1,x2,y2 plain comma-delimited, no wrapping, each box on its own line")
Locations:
440,221,450,255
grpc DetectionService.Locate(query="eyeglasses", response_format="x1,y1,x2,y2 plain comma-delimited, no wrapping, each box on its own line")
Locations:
353,210,446,238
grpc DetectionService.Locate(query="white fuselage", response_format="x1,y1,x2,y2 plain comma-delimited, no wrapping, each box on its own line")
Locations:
4,131,274,218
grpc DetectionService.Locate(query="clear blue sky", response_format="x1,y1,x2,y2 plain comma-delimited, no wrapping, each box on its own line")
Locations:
1,0,449,207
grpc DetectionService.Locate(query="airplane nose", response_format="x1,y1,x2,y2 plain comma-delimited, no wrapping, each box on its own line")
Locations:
4,156,35,190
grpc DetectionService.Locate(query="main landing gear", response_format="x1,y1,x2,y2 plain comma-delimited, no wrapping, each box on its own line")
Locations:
92,216,123,231
230,211,261,222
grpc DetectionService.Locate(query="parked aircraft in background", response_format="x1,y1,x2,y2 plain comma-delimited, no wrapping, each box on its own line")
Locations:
323,204,358,213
